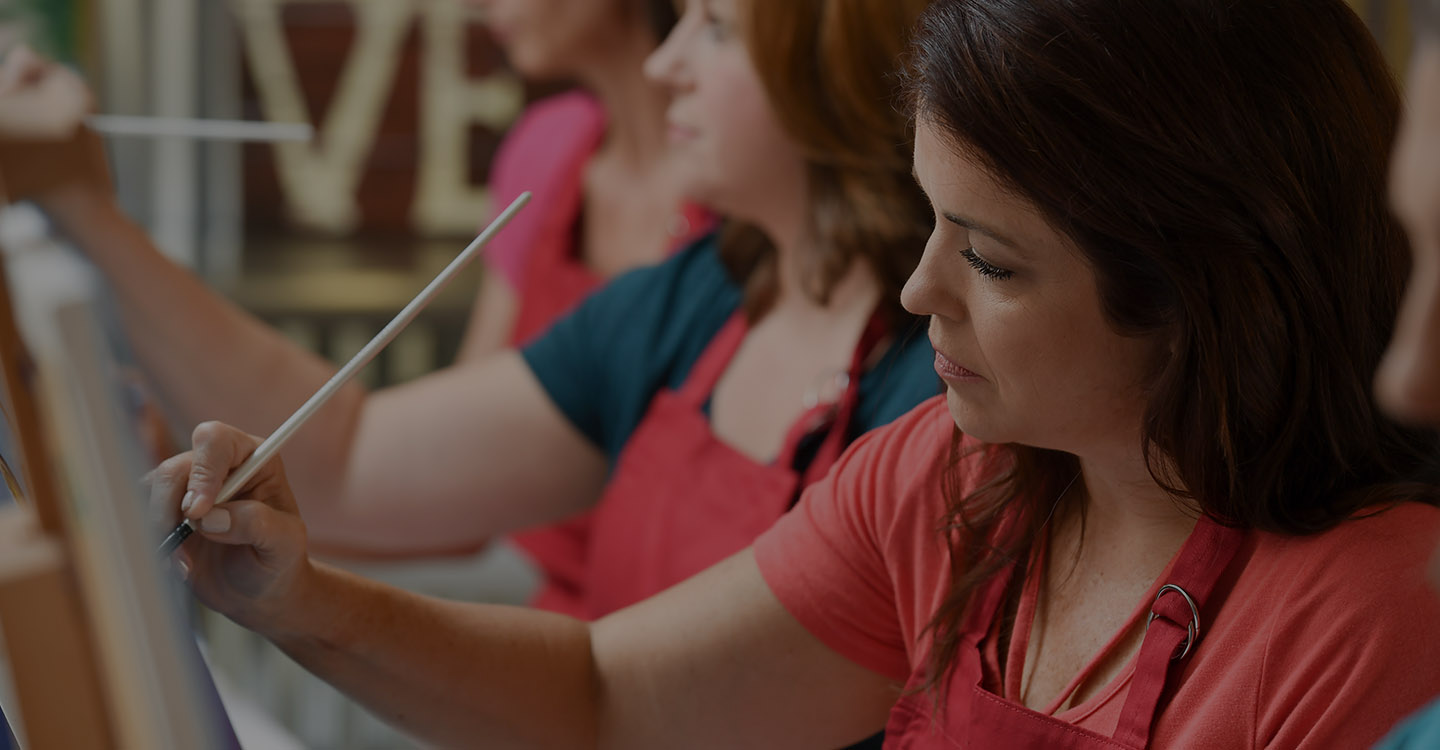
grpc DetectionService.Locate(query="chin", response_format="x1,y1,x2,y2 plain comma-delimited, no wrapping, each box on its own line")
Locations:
944,387,1031,449
674,177,728,214
504,44,567,81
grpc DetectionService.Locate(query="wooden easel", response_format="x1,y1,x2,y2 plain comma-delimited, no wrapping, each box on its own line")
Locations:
0,254,116,747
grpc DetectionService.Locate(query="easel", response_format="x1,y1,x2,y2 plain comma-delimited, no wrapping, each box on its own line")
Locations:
0,121,154,747
0,253,116,747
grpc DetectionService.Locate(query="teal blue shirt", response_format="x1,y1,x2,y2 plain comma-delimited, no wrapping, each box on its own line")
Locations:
521,232,940,469
1376,698,1440,749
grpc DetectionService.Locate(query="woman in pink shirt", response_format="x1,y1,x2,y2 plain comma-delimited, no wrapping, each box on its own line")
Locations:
463,0,710,356
466,0,711,610
160,0,1440,747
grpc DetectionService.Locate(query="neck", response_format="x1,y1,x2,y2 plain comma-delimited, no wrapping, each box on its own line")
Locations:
577,31,670,173
1056,451,1198,567
766,217,880,320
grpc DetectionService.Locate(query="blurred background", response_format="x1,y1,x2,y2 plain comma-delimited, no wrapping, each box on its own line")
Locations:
0,0,1424,746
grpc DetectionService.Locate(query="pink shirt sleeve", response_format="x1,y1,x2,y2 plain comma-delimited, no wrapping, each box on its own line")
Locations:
484,92,606,289
754,396,960,682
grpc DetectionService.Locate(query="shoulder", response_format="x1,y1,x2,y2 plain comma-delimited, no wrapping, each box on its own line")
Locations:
824,396,961,537
499,91,605,153
490,91,606,194
840,395,954,475
592,230,736,317
1256,503,1440,589
1246,503,1440,634
1237,503,1440,745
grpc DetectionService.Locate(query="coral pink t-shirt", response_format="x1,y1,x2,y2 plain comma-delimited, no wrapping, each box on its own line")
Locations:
755,396,1440,748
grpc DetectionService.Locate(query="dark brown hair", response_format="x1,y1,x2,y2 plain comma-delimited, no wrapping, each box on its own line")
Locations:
907,0,1440,688
644,0,680,41
722,0,933,325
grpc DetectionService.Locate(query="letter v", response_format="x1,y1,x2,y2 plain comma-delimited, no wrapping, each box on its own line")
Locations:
233,0,415,232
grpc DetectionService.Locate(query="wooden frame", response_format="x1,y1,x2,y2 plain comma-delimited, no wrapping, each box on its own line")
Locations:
0,256,115,747
0,222,229,748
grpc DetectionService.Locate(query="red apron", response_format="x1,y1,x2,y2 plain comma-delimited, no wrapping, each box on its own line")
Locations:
883,516,1245,749
507,199,714,614
539,310,887,619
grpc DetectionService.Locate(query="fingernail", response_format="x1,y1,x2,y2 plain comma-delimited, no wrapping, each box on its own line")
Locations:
200,508,230,534
181,490,196,513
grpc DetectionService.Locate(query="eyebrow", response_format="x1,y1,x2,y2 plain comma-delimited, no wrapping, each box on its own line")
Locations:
941,211,1022,249
912,163,1023,249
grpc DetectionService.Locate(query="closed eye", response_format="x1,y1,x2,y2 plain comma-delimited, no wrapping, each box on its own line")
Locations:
960,247,1014,280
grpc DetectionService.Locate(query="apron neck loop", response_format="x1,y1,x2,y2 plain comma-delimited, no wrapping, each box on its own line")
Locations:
784,309,890,482
676,312,751,405
1110,516,1246,748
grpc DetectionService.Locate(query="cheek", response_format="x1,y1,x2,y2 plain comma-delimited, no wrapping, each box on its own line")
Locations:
682,61,801,201
980,300,1151,435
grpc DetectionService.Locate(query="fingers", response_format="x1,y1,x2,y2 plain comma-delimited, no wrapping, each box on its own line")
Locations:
0,46,45,96
185,421,262,519
195,499,302,559
0,48,93,140
146,452,192,530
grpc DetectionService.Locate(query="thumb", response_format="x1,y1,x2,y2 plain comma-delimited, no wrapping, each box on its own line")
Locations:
185,421,259,519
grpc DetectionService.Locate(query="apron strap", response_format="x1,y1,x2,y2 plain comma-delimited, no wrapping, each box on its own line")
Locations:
779,310,891,486
1111,517,1246,748
675,312,750,407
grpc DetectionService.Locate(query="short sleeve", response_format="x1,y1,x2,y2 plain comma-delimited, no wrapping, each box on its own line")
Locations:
754,397,956,683
1254,505,1440,749
520,234,738,461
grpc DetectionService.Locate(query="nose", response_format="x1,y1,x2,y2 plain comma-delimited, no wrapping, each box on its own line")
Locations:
901,231,961,320
643,7,692,89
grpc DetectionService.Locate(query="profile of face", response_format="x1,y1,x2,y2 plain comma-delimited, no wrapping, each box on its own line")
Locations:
903,120,1161,459
469,0,640,79
1376,40,1440,587
642,0,806,221
1377,41,1440,426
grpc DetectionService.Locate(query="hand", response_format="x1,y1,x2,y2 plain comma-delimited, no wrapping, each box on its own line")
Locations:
0,45,91,139
0,45,109,205
148,421,313,635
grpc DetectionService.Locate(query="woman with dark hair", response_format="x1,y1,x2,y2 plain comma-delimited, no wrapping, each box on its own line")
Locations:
152,0,1440,746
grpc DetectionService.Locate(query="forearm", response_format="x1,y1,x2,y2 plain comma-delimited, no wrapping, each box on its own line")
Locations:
269,561,602,748
40,186,363,504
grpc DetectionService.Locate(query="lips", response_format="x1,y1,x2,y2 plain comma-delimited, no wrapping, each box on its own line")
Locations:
933,350,983,381
666,119,699,142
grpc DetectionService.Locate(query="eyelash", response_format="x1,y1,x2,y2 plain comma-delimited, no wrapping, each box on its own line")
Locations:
960,247,1014,281
698,2,729,39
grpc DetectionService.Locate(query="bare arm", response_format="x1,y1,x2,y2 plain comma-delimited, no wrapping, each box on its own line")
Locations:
455,267,519,363
41,186,608,553
275,553,897,749
162,423,898,748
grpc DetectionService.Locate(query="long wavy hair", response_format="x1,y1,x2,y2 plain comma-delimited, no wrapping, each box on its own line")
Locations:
906,0,1440,689
720,0,933,326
